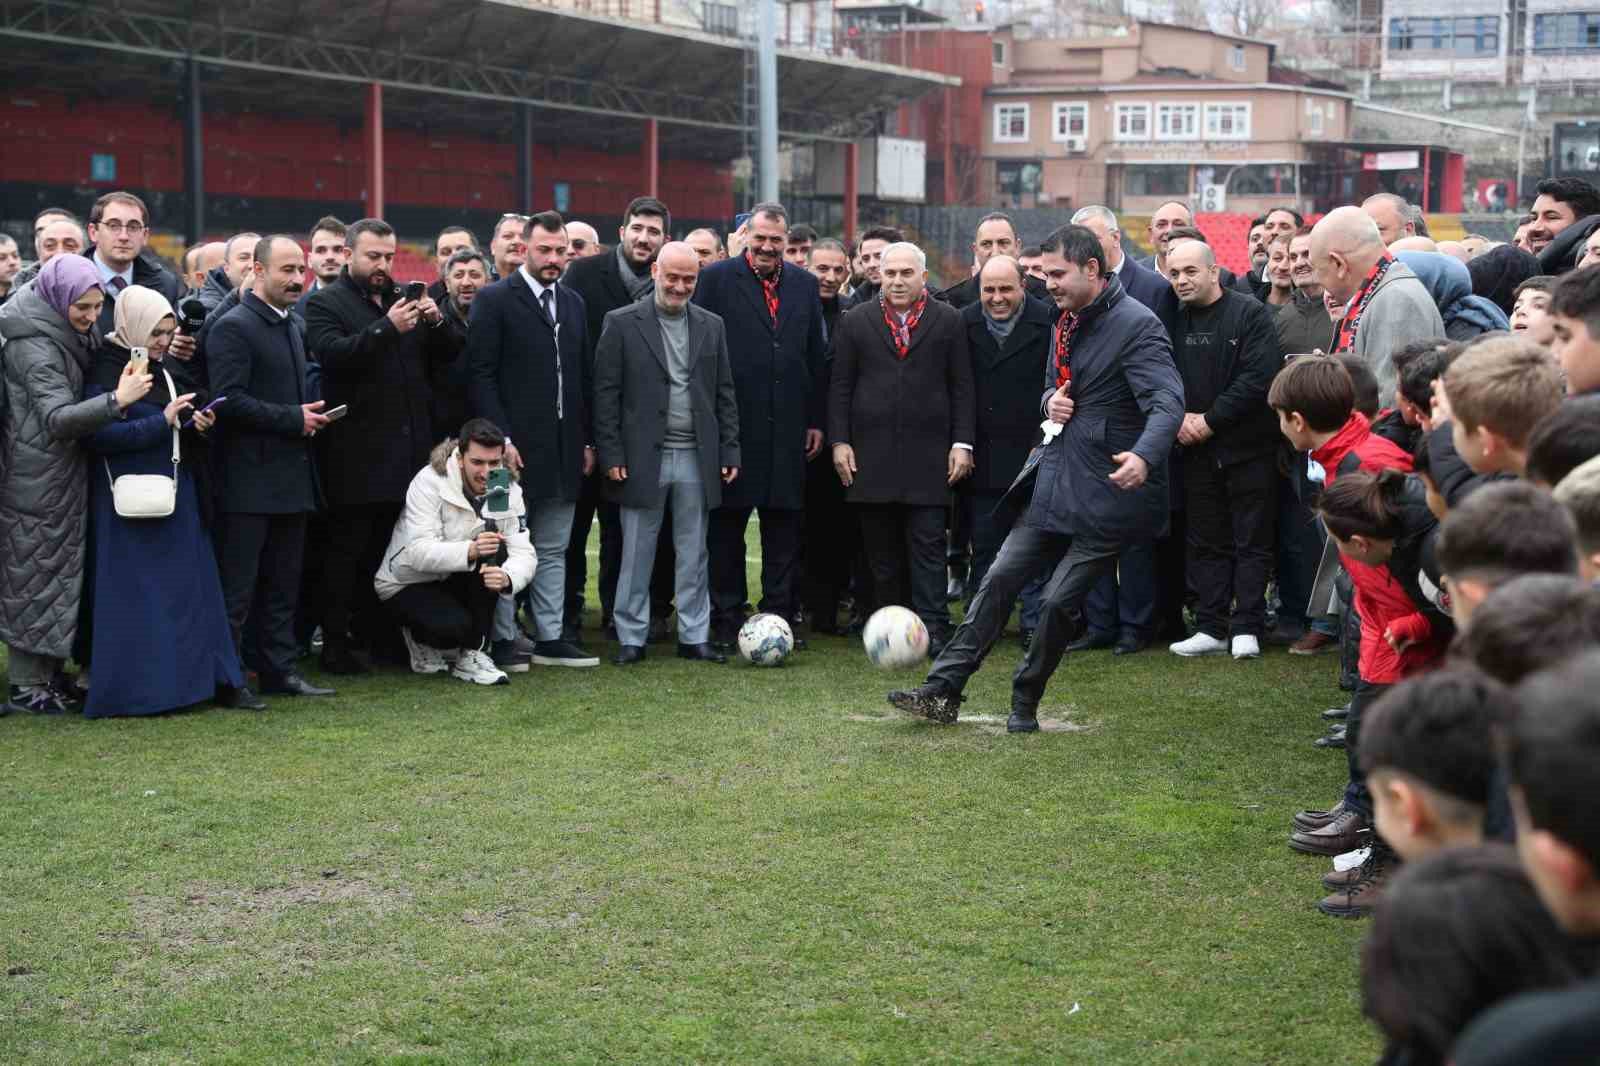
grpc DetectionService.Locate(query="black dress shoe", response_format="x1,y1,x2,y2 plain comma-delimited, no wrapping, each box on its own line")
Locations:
1065,632,1115,653
612,645,646,665
1322,703,1352,721
319,646,369,675
1007,705,1040,733
677,642,727,663
261,673,336,697
1112,636,1148,656
217,685,267,711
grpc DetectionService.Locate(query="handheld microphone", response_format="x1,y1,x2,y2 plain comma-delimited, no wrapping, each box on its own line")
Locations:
178,299,207,335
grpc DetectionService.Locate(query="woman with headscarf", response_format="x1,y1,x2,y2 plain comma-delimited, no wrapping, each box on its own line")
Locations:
1466,243,1541,317
1394,250,1510,342
81,285,243,718
0,256,152,715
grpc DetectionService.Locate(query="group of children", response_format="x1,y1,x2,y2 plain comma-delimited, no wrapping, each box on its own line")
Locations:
1264,263,1600,1064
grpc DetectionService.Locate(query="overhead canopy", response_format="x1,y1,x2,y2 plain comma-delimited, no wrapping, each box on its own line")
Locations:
0,0,958,159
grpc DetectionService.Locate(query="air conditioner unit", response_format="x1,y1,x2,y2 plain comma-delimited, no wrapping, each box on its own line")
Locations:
1198,183,1226,212
1063,135,1086,153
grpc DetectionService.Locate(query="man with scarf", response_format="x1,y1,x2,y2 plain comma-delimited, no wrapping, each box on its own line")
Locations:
690,202,827,648
1310,206,1443,407
887,224,1183,733
828,242,975,653
562,195,671,641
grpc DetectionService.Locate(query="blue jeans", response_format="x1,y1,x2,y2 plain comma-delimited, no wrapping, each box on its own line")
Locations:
1276,475,1338,638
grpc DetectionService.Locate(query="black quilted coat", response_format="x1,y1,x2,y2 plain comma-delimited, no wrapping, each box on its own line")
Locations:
0,286,123,658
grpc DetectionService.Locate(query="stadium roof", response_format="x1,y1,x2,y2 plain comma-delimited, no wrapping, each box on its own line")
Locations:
0,0,959,159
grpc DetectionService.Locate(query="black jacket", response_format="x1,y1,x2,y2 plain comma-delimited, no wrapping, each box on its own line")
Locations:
827,294,976,507
466,274,591,503
961,296,1053,493
430,294,472,443
1538,213,1600,276
206,291,321,515
1115,255,1171,313
90,248,183,338
841,280,879,312
303,269,437,507
563,248,646,363
1386,472,1454,644
691,255,827,510
1165,288,1283,467
934,272,1048,310
1422,421,1514,508
1230,266,1271,302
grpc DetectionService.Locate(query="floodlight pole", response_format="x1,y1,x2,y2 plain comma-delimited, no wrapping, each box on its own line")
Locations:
757,0,779,204
184,56,204,243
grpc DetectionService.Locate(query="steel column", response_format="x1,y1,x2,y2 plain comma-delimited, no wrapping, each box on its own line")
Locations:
843,140,859,246
517,103,535,213
183,55,204,243
642,116,660,200
364,82,385,218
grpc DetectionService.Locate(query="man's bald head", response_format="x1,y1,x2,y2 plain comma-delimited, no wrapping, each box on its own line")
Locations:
1362,193,1414,246
980,254,1025,286
1389,235,1438,254
566,220,602,258
1168,239,1216,270
652,241,702,312
191,241,226,289
1311,206,1386,305
1166,238,1221,306
978,255,1026,322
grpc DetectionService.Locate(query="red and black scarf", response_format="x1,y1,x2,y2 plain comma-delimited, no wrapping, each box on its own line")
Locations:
880,291,928,359
746,250,781,327
1332,254,1394,354
1053,308,1082,389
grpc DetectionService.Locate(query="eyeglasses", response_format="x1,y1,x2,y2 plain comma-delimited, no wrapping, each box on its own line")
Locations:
97,220,145,235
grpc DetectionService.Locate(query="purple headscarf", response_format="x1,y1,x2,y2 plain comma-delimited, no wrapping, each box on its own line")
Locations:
34,255,104,322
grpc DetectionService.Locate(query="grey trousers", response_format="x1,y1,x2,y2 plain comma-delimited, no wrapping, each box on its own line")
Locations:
6,646,59,688
616,448,711,646
522,498,576,641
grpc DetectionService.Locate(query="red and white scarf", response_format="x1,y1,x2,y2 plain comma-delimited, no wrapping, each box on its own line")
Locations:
1332,254,1395,354
880,291,928,359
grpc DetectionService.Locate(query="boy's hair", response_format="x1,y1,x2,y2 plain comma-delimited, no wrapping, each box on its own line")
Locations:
1268,355,1354,432
1316,468,1409,541
1436,481,1579,583
1336,353,1380,418
1453,574,1600,685
1553,453,1600,557
1393,340,1454,412
1507,650,1600,867
1441,336,1565,447
1358,668,1502,807
458,418,507,452
1512,274,1554,300
1549,264,1600,342
857,225,905,250
1525,397,1600,485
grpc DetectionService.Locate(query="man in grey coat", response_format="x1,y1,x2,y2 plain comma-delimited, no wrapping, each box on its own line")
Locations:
592,242,741,666
889,224,1185,733
1311,206,1444,406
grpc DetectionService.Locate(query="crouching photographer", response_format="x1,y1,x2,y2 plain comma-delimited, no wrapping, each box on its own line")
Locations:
373,418,536,686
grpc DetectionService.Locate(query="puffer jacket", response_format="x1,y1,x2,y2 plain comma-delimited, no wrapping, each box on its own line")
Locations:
0,288,124,657
373,438,536,602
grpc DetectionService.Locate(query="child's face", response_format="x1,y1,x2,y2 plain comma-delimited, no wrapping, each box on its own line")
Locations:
1276,409,1315,451
1552,312,1600,396
1511,290,1554,344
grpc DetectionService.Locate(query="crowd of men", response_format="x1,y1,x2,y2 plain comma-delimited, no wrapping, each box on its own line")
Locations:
2,174,1600,1063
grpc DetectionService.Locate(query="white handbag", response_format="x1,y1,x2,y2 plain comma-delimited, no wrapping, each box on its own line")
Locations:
105,367,180,519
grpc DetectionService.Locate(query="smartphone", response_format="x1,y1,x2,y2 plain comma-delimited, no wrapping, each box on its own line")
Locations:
734,212,752,231
126,347,150,376
485,467,512,514
404,281,426,302
180,395,226,429
323,404,349,422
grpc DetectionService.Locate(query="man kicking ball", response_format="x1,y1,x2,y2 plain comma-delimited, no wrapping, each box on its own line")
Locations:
888,223,1184,732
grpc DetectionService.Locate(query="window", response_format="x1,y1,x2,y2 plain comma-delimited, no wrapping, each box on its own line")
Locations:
1533,13,1600,52
1052,101,1089,143
996,161,1043,209
1228,45,1246,70
1114,102,1151,141
993,40,1007,66
1124,165,1189,197
1203,102,1251,140
702,2,739,36
1388,16,1500,55
994,103,1029,143
1226,163,1298,197
1310,107,1325,135
1155,102,1199,140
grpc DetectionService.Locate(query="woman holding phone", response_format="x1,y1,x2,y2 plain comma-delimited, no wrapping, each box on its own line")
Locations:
81,285,242,717
0,256,145,715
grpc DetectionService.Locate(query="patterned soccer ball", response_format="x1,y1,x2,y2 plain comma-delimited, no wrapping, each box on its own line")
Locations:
863,606,929,669
738,613,795,667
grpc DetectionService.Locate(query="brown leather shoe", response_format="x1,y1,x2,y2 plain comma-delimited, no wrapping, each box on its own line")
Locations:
1321,861,1368,890
1289,808,1370,856
1318,844,1396,918
1292,799,1346,833
1289,631,1337,655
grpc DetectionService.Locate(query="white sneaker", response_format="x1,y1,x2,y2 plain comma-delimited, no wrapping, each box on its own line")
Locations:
1333,847,1371,873
451,648,509,686
1232,635,1262,660
402,627,451,675
1169,632,1228,657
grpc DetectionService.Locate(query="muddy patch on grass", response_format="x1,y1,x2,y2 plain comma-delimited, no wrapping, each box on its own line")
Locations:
128,873,413,952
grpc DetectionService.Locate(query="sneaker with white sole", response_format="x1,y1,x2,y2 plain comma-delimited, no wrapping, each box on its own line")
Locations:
401,627,452,675
1169,632,1228,657
531,640,600,667
1232,634,1262,660
451,648,509,686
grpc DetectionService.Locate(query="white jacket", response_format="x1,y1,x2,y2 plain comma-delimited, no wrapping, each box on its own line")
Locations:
373,440,537,601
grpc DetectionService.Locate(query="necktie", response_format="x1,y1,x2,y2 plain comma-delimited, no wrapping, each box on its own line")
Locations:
540,287,556,327
543,287,563,421
108,276,128,296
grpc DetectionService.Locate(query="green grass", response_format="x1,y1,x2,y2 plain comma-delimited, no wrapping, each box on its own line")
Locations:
0,545,1376,1064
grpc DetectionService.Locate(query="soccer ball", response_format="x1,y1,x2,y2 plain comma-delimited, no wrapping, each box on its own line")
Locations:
737,613,795,666
863,606,929,669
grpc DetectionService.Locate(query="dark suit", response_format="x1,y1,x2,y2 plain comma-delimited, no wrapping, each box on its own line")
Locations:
303,269,437,657
207,291,321,683
561,248,655,631
691,255,827,636
934,271,1049,309
90,249,182,338
800,293,861,629
592,299,740,646
1115,255,1170,312
467,271,591,642
828,295,976,635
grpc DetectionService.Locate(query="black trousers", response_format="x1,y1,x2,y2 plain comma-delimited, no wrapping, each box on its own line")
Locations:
1184,451,1276,639
800,456,857,629
929,525,1120,709
216,511,308,683
1153,510,1188,640
322,502,402,651
856,503,949,634
296,515,330,647
1343,679,1390,818
710,505,802,634
386,570,498,652
947,488,973,577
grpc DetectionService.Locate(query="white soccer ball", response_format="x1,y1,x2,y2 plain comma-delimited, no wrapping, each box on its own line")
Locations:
738,613,795,667
862,606,929,669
